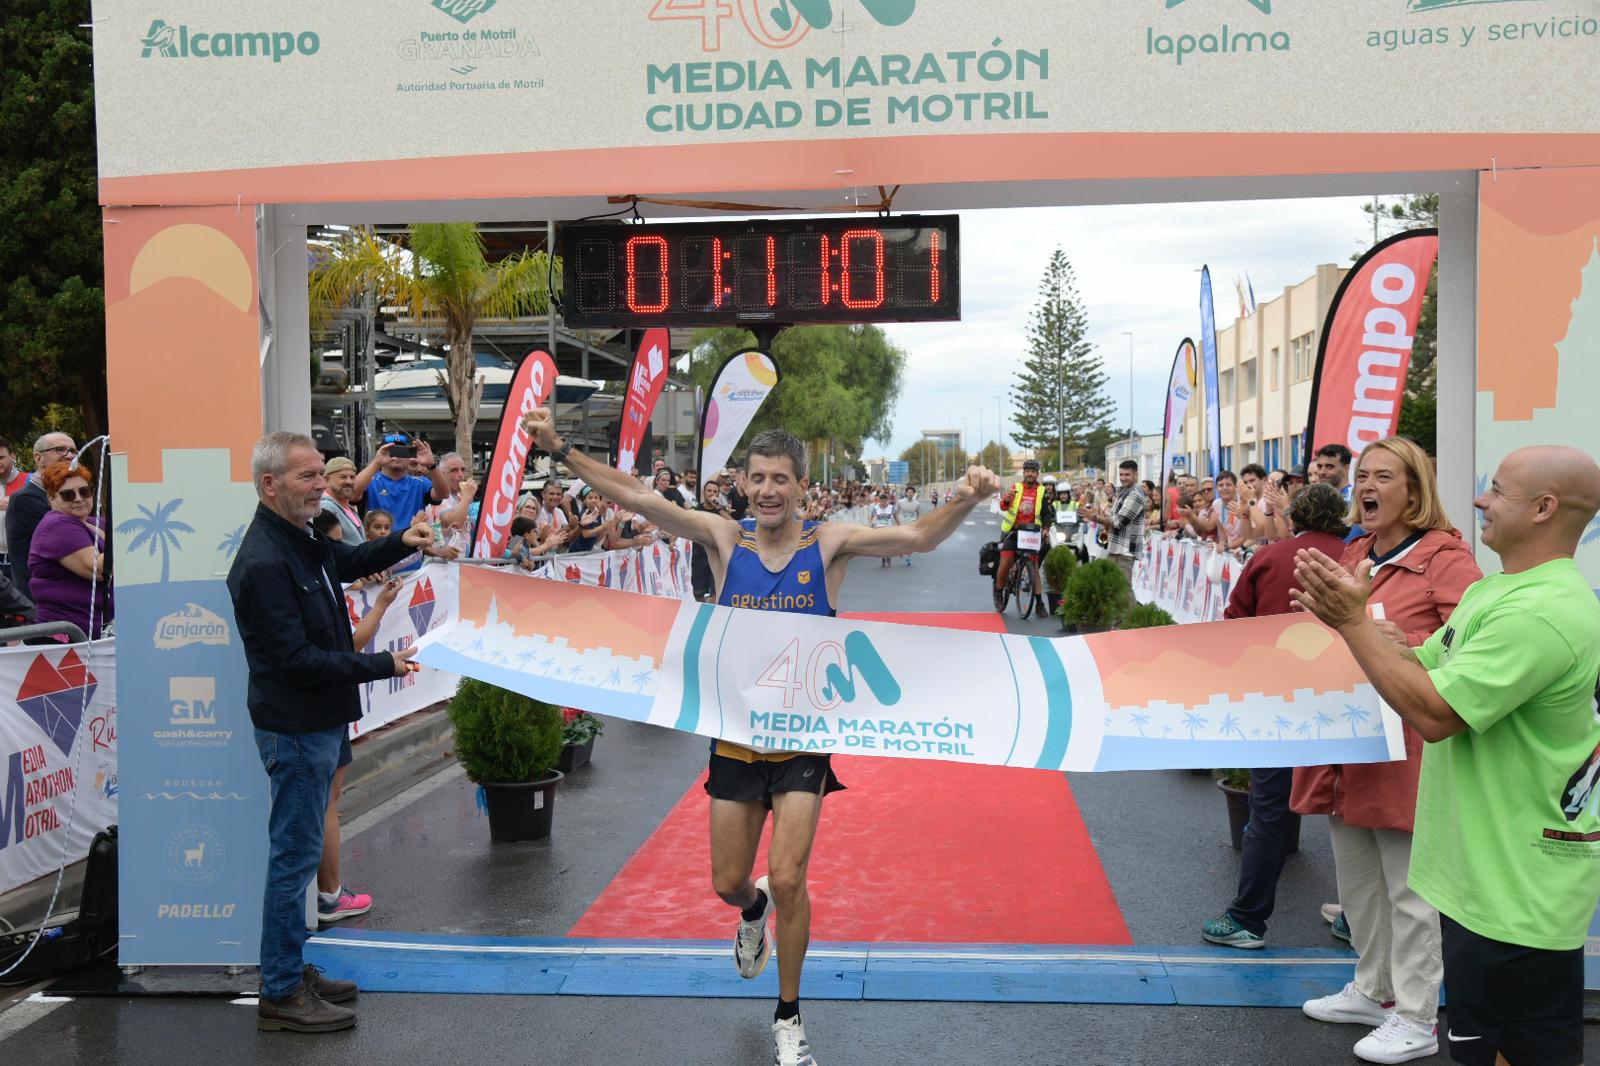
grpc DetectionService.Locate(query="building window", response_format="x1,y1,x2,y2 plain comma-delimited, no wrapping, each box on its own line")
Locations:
1269,346,1280,392
1241,359,1257,401
1219,368,1235,405
1292,332,1317,382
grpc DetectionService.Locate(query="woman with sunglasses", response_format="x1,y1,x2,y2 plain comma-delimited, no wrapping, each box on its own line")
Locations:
28,462,113,639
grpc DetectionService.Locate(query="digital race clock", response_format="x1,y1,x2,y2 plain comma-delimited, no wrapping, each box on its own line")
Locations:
559,215,959,328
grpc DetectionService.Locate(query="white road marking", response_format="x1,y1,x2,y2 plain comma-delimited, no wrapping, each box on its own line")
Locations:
341,762,466,842
0,993,71,1046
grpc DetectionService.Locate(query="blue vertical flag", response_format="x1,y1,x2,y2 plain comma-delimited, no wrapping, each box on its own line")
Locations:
1198,267,1222,478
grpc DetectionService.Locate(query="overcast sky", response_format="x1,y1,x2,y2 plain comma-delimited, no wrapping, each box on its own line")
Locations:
873,196,1378,459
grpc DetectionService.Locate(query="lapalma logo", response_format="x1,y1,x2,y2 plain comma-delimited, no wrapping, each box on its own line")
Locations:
649,0,915,53
1148,0,1290,65
139,18,321,62
16,650,96,756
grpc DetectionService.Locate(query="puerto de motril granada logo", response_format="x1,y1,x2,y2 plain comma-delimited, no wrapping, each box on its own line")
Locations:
140,18,320,61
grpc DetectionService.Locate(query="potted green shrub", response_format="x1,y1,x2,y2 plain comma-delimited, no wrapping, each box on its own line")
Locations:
1215,769,1301,854
1041,545,1079,618
1119,603,1174,629
1059,558,1129,633
449,678,564,842
558,707,604,773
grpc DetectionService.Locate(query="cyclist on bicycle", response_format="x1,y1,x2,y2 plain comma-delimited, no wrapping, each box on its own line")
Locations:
993,458,1055,610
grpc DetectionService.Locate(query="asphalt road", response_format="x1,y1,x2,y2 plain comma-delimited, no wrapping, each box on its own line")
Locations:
3,505,1594,1066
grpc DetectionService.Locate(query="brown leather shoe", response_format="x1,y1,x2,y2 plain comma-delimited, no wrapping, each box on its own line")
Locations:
256,982,356,1033
304,963,358,1005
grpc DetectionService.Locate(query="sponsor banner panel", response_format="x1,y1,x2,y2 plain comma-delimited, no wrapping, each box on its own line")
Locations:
414,565,1405,773
0,640,118,895
617,329,671,476
472,348,557,560
345,564,460,737
698,349,779,482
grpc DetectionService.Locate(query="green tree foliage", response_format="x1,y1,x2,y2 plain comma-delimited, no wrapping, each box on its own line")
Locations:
897,441,940,485
0,3,107,445
309,224,555,457
448,679,563,783
1081,426,1135,474
687,325,906,476
1009,249,1110,469
1359,195,1439,453
971,439,1011,472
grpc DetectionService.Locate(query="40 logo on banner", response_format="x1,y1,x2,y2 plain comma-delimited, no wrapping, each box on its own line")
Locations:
650,0,915,51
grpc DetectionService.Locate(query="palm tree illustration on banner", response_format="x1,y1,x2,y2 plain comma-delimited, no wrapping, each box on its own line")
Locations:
1314,710,1334,739
1343,703,1372,737
1296,720,1313,740
116,500,194,583
218,524,245,559
1130,712,1151,738
631,668,653,693
1273,715,1293,740
1582,514,1600,546
1182,712,1208,740
604,668,623,689
1218,712,1246,740
514,650,538,671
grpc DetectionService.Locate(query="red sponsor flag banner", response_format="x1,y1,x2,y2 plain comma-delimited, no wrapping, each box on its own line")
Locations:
617,327,671,475
472,348,557,560
1307,229,1439,457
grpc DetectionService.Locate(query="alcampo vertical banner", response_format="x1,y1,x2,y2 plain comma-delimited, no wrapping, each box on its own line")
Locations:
472,348,557,561
1198,268,1222,478
1160,338,1198,488
617,328,671,476
698,350,780,481
1306,229,1439,458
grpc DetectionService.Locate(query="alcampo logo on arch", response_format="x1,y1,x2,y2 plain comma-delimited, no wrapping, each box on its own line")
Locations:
1148,0,1291,66
139,19,321,62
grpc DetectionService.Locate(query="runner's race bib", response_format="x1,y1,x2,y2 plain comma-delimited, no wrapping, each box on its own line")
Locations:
1017,530,1043,553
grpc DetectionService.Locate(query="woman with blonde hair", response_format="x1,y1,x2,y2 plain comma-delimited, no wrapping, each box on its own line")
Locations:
1293,436,1482,1064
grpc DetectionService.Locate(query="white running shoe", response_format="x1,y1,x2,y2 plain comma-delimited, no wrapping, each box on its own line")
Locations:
1303,982,1392,1026
734,875,773,979
772,1015,818,1066
1353,1013,1439,1064
1320,902,1344,923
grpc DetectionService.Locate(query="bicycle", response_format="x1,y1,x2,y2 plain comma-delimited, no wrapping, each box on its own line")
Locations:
995,524,1043,619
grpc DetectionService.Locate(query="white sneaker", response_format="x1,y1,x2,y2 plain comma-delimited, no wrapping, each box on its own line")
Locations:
1320,902,1343,923
1303,982,1392,1026
772,1015,818,1066
734,875,773,979
1353,1013,1439,1064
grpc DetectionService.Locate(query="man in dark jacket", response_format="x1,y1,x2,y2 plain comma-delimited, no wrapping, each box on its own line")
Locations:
227,432,431,1033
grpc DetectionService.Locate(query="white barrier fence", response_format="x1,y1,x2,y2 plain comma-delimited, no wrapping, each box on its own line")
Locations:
0,639,117,894
1079,521,1245,624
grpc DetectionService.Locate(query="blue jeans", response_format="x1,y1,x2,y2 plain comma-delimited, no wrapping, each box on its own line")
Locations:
254,726,344,1000
1227,767,1295,936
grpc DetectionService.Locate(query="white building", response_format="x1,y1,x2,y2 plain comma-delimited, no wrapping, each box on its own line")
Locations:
1104,433,1164,484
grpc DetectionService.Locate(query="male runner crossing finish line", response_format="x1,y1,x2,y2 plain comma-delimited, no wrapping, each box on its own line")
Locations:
524,408,999,1066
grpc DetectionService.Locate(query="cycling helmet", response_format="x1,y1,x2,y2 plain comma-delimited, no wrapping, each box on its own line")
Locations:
1041,475,1058,485
1022,459,1041,471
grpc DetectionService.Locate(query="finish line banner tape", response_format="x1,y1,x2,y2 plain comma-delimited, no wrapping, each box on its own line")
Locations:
414,567,1404,773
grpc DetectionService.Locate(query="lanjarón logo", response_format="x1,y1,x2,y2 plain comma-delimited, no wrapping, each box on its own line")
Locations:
1147,0,1291,65
139,18,320,61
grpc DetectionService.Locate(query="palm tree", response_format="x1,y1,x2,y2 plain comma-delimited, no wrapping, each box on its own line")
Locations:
604,668,623,689
1313,711,1334,739
217,524,245,559
116,500,194,583
467,636,486,655
1296,721,1312,739
1583,514,1600,546
1273,716,1293,740
1342,704,1371,737
1129,712,1151,738
1182,712,1208,740
1218,713,1245,740
514,650,539,670
308,224,558,456
631,668,653,693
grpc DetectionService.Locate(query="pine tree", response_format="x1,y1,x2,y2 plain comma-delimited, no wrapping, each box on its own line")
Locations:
1009,249,1110,469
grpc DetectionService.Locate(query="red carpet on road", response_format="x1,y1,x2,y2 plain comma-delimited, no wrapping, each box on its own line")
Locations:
568,612,1130,946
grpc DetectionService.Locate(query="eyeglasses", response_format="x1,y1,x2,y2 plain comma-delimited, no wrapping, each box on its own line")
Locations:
39,445,77,458
56,487,94,503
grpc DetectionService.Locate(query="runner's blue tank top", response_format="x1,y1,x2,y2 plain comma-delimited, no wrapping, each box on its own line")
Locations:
717,519,833,616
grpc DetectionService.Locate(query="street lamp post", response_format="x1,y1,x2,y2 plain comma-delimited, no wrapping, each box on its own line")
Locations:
1122,330,1136,476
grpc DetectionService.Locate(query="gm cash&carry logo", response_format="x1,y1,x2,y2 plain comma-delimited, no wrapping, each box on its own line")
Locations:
649,0,915,52
140,19,320,61
1148,0,1290,65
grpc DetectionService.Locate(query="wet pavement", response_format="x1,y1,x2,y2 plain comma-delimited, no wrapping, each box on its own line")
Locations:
3,507,1596,1064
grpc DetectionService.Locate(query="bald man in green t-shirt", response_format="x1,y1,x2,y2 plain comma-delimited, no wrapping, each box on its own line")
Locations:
1292,445,1600,1066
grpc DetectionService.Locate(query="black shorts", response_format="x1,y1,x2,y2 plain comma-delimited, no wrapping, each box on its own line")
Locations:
704,752,845,809
1440,912,1585,1066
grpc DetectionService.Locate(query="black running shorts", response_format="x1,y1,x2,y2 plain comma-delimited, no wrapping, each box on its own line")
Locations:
704,752,845,810
1439,912,1585,1066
